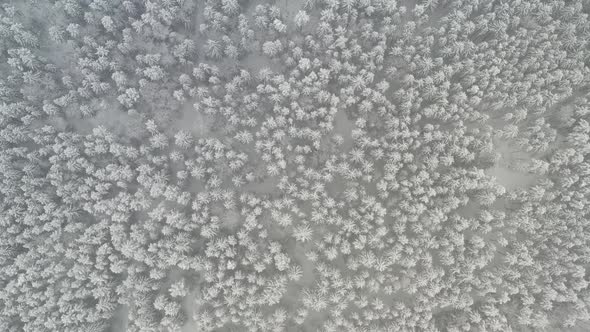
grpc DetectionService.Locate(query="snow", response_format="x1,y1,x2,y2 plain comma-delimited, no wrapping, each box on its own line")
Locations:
109,305,129,332
333,109,355,150
486,138,539,190
170,100,213,138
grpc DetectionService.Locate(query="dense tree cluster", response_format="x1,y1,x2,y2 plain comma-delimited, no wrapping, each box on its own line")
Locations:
1,0,590,331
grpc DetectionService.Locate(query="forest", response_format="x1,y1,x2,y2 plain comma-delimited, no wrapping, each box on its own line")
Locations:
1,0,590,331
